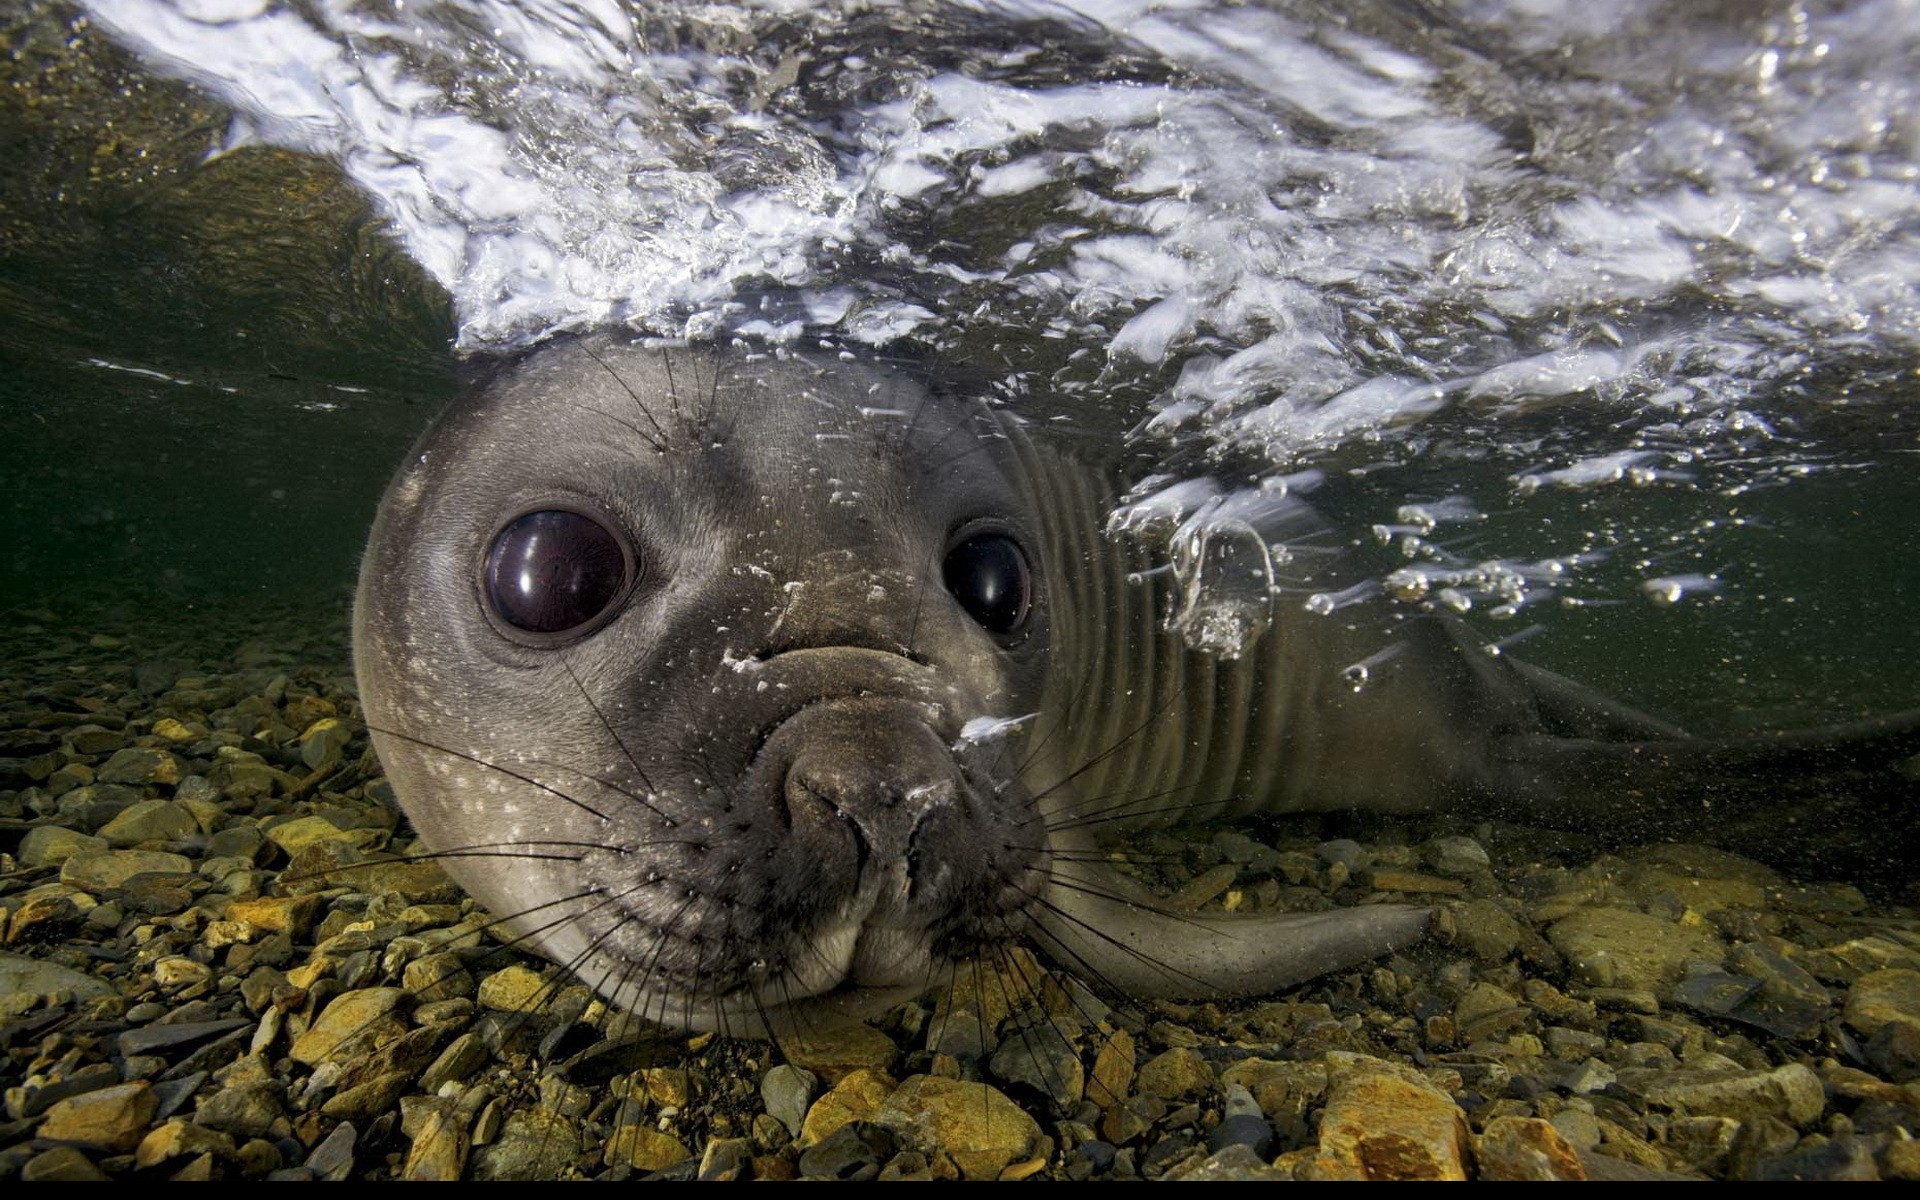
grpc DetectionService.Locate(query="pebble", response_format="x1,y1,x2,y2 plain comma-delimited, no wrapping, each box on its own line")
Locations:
782,1023,898,1085
36,1081,158,1152
1306,1059,1470,1180
1547,907,1727,992
761,1064,819,1139
873,1076,1043,1181
800,1068,893,1147
1133,1046,1214,1100
1475,1116,1586,1180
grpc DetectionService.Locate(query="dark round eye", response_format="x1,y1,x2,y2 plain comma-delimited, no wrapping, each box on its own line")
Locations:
943,533,1033,635
484,509,630,635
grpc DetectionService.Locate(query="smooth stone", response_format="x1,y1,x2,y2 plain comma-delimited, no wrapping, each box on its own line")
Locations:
96,748,183,787
1085,1028,1135,1108
117,1018,251,1059
761,1063,818,1139
1424,835,1491,876
796,1121,893,1181
305,1120,359,1182
193,1081,286,1139
60,849,193,891
1547,907,1726,993
290,987,412,1065
134,1119,237,1169
1135,1046,1214,1101
1306,1062,1470,1180
1845,969,1920,1038
36,1081,157,1152
603,1124,693,1171
475,965,549,1012
20,1146,110,1181
988,1021,1083,1111
1474,1116,1587,1180
873,1076,1043,1181
783,1023,898,1086
800,1068,893,1148
0,950,115,1004
17,826,107,868
1618,1063,1825,1128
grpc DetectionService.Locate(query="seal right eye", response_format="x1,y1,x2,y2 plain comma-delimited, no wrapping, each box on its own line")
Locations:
484,509,630,635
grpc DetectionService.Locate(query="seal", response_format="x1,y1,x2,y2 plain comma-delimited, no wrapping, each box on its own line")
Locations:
353,336,1920,1035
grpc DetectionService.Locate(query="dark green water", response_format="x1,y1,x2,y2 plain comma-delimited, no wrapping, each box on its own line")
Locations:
4,0,1918,742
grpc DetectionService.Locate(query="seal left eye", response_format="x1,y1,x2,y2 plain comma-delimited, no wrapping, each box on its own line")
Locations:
943,532,1033,635
484,509,630,634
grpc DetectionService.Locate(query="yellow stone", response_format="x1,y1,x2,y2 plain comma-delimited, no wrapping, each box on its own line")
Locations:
603,1125,693,1171
799,1068,894,1147
477,965,552,1012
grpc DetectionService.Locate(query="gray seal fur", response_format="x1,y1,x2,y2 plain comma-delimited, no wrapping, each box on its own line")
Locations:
354,336,1917,1034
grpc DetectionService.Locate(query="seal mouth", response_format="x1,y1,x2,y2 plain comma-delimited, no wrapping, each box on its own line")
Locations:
565,647,1051,1030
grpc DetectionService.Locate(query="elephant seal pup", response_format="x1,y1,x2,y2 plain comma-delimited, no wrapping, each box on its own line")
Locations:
353,335,1915,1035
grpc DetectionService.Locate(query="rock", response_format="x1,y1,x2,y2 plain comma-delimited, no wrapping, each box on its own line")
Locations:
1368,869,1466,895
1713,941,1833,1038
289,988,412,1065
118,1018,251,1058
475,965,550,1012
1220,1057,1329,1119
264,815,363,855
1753,1135,1881,1181
1161,1141,1289,1180
403,952,475,1002
194,1081,286,1138
66,725,124,754
1318,839,1371,870
1169,863,1239,910
1085,1028,1135,1108
20,1146,110,1181
1205,1083,1274,1158
873,1076,1044,1181
988,1021,1083,1110
96,748,183,787
1306,1059,1470,1181
224,894,321,938
17,826,107,868
134,1119,237,1168
698,1137,754,1182
323,1071,412,1121
36,1081,157,1151
1845,969,1920,1040
419,1032,490,1093
59,849,193,890
1134,1045,1213,1100
1618,1063,1825,1128
1451,899,1524,962
403,1103,469,1181
6,891,84,944
1474,1116,1586,1180
603,1125,693,1171
0,950,115,1004
1425,835,1490,876
784,1023,898,1085
299,718,354,772
1547,907,1726,992
762,1064,818,1139
801,1069,894,1147
306,1120,359,1181
796,1121,893,1181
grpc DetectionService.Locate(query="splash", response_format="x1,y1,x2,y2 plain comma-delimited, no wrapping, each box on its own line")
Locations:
77,0,1920,656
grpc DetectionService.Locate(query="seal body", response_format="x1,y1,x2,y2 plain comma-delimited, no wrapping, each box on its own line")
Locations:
353,338,1915,1033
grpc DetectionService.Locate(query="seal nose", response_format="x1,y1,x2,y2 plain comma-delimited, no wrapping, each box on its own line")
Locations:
781,724,959,895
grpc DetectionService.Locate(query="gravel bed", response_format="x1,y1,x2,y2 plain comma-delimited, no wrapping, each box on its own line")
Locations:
2,603,1917,1181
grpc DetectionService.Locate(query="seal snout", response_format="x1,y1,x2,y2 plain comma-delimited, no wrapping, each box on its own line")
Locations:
779,705,964,911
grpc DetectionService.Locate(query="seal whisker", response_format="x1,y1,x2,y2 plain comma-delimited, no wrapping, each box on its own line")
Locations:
559,654,662,801
1028,682,1193,808
580,341,672,452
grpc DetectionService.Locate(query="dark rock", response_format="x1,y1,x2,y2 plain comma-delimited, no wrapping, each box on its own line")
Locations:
117,1018,251,1058
1752,1135,1881,1181
796,1121,893,1181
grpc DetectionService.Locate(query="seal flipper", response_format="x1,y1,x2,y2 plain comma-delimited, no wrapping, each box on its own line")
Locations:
1032,859,1431,1000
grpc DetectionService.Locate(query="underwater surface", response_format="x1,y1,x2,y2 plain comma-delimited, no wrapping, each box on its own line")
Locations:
3,0,1920,1182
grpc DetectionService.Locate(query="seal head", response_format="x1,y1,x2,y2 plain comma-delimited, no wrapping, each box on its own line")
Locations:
355,339,1059,1032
